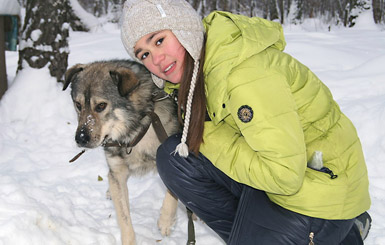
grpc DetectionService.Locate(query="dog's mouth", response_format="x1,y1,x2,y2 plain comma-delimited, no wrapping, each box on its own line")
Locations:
101,135,109,147
69,135,109,163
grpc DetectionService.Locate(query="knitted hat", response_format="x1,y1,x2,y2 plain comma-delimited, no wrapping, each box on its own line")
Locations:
121,0,205,157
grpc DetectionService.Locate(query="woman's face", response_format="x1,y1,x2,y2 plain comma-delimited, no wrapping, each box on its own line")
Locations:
134,30,186,84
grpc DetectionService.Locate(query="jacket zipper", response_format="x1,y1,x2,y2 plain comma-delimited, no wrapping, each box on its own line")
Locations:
318,167,338,179
309,166,338,179
309,232,315,245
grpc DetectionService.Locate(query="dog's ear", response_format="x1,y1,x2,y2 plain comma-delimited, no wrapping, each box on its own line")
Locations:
109,68,139,97
63,64,84,91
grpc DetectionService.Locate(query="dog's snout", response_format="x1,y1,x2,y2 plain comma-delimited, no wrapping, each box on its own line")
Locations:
75,128,90,146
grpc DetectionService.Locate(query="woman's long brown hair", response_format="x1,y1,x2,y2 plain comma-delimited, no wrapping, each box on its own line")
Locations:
178,37,206,155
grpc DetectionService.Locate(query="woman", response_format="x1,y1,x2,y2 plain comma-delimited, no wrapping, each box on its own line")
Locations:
121,0,371,244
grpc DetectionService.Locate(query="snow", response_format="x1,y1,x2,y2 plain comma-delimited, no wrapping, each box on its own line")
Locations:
0,0,20,15
1,13,385,245
68,0,102,32
30,30,42,42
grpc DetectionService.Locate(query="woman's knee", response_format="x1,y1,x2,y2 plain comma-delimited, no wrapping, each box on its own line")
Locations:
157,134,180,169
156,133,207,189
156,134,185,185
157,134,182,157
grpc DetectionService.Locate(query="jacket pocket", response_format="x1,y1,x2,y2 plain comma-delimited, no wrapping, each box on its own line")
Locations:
308,166,338,179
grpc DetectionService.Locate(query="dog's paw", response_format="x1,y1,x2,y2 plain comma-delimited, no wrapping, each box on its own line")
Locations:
158,214,175,236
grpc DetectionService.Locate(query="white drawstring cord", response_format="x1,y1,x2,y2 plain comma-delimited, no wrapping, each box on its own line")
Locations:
175,60,200,157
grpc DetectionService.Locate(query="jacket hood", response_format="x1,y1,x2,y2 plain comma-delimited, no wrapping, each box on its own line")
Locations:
203,11,286,72
202,11,286,124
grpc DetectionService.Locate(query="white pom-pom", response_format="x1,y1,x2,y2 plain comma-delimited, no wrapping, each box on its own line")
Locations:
175,142,189,158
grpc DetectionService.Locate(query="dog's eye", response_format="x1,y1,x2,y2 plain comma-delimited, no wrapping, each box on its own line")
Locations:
95,102,107,112
75,102,81,111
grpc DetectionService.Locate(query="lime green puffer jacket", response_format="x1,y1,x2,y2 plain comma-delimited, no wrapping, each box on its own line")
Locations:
199,11,370,220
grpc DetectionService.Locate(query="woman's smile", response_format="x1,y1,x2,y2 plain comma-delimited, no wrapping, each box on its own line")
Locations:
164,62,176,74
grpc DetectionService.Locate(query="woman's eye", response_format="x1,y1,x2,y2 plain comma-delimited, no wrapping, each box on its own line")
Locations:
156,38,164,46
140,52,149,60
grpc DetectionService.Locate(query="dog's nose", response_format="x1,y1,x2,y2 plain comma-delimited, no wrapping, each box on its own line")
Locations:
75,128,90,146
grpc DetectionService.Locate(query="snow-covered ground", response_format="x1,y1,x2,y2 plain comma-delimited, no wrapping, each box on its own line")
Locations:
1,13,385,244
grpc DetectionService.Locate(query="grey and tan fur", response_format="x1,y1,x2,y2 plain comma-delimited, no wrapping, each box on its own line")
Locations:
63,60,180,245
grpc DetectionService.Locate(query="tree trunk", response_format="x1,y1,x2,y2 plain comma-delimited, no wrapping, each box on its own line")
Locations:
17,0,71,83
373,0,385,23
0,16,7,99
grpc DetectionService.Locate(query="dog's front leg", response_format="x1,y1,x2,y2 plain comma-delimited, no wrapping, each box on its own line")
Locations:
108,162,135,245
158,189,178,236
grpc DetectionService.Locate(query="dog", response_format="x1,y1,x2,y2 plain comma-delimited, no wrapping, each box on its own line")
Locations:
63,60,180,245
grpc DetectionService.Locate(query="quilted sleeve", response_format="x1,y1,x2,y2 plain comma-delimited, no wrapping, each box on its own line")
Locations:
217,71,307,195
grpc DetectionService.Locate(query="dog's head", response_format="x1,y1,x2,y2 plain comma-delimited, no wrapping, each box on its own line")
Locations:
63,60,154,148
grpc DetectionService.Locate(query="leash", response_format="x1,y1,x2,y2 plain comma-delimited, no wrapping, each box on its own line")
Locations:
186,208,196,245
153,91,196,245
103,113,152,152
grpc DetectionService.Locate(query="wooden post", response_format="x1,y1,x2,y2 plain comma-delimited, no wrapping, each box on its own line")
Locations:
0,16,7,100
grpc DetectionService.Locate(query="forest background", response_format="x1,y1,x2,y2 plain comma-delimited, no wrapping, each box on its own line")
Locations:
14,0,385,85
19,0,384,27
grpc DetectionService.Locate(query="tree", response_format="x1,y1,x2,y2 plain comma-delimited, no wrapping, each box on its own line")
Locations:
17,0,71,83
76,0,124,23
335,0,369,27
373,0,385,24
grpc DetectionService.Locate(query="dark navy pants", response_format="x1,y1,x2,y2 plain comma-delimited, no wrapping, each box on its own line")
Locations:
157,134,363,245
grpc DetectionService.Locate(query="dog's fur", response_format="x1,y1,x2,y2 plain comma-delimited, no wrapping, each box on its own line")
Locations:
63,60,180,245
